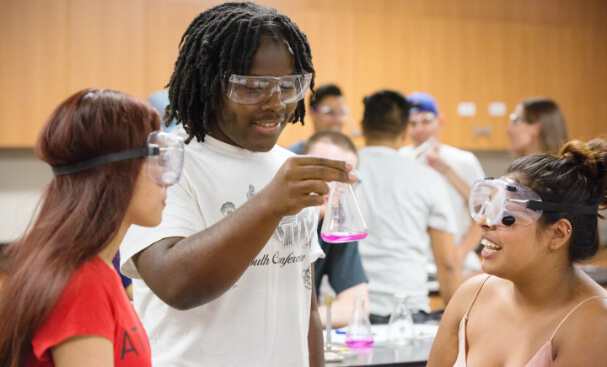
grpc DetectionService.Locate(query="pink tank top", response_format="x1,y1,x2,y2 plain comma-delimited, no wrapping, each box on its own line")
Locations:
453,276,607,367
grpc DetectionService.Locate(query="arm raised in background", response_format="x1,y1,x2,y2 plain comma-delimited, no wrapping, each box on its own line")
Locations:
428,227,462,305
457,224,482,269
133,156,355,310
318,283,369,328
426,148,472,201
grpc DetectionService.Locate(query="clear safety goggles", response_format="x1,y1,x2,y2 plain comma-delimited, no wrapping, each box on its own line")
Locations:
52,131,185,186
469,176,598,227
408,112,438,126
226,73,312,105
313,105,350,118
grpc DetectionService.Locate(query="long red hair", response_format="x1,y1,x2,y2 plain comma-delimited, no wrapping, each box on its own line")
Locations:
0,88,159,366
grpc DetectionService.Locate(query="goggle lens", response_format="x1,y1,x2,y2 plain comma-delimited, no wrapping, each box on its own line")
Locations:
469,177,542,227
146,131,185,186
227,73,312,105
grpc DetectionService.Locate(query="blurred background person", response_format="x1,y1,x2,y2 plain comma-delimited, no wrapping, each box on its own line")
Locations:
356,90,461,323
401,92,485,279
0,88,184,367
148,89,179,132
288,84,349,154
302,130,369,328
507,97,568,157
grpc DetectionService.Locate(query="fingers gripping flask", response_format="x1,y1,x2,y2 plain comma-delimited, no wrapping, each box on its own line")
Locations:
320,182,368,243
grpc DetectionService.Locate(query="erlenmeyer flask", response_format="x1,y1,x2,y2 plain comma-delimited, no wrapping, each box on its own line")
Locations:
386,293,415,345
345,295,373,348
320,181,368,243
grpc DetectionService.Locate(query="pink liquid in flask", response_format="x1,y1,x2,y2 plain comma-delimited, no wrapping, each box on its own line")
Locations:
345,338,374,348
321,233,368,243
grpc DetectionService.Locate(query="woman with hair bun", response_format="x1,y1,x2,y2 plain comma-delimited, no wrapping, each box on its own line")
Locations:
428,137,607,366
0,88,185,367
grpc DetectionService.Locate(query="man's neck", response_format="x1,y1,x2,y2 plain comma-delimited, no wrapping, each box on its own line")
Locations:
364,137,402,150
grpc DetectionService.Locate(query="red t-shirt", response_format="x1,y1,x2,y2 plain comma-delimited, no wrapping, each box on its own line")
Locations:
29,257,151,366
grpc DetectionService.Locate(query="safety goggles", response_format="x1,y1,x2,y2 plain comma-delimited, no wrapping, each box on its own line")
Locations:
226,73,312,105
408,112,437,126
469,176,598,227
52,131,185,186
312,105,350,118
509,113,526,125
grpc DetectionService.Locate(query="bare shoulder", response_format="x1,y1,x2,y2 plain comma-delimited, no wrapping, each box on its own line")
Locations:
552,291,607,365
454,274,494,305
442,274,493,322
428,274,493,366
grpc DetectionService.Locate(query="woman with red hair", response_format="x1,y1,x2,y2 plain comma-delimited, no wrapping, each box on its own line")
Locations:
0,88,184,367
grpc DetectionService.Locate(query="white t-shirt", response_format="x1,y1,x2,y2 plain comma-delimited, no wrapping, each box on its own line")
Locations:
400,143,485,273
355,146,456,314
120,131,323,367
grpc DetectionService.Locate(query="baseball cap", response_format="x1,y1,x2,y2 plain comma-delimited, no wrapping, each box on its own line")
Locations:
407,92,439,116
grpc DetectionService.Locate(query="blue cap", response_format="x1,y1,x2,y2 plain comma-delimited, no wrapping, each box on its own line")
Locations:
407,92,439,116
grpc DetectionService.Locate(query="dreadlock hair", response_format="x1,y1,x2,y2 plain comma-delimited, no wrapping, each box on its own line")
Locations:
165,2,315,144
506,137,607,262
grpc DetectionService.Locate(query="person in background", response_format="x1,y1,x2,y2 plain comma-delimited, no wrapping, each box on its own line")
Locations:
148,89,179,132
355,90,461,323
0,88,185,367
301,131,369,328
112,252,133,300
507,97,568,157
288,84,349,154
118,3,354,366
400,92,485,278
429,137,607,366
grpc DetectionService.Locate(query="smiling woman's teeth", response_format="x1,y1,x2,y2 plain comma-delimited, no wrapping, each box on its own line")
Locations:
481,238,502,253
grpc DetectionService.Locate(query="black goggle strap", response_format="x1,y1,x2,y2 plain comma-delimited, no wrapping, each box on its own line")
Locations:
526,200,599,215
52,147,159,176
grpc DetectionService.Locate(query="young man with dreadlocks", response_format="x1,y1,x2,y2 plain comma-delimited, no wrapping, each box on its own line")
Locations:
119,3,354,366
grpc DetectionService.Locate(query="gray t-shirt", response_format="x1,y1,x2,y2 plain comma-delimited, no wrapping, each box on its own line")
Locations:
355,146,456,314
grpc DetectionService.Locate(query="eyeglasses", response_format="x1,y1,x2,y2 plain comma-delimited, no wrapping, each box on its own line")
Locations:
52,131,185,186
226,73,312,105
313,105,350,118
509,113,526,125
408,112,437,126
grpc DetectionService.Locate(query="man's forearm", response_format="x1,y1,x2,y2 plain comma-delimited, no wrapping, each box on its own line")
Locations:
444,167,472,201
135,191,283,310
308,308,325,367
309,268,325,367
436,265,461,304
457,225,482,265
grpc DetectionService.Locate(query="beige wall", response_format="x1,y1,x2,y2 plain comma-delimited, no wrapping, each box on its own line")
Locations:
1,0,606,150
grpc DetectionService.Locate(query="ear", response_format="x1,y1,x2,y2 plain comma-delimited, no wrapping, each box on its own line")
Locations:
438,113,445,128
529,121,541,138
400,125,409,140
546,219,572,251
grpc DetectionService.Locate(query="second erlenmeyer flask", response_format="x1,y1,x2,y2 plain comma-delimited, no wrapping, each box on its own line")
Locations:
345,295,373,348
386,293,415,345
320,181,368,243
